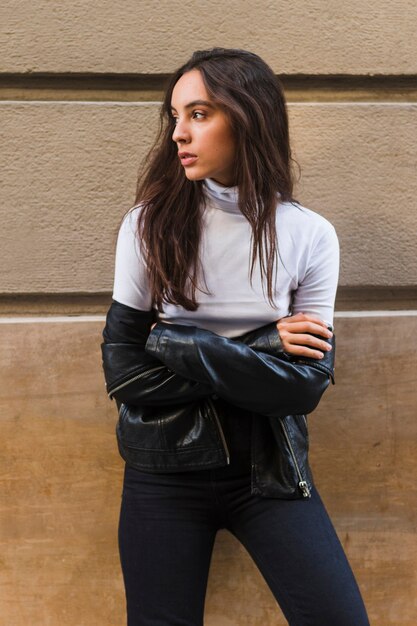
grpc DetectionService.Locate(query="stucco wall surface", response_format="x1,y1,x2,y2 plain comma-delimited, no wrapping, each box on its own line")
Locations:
1,101,416,294
0,315,416,625
1,0,416,74
1,1,416,623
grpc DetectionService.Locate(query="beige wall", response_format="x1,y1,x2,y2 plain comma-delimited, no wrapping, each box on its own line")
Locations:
1,315,416,625
1,1,417,306
2,1,417,74
1,103,416,295
1,1,416,624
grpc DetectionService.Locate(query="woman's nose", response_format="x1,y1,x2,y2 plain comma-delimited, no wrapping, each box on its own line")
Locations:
172,118,190,143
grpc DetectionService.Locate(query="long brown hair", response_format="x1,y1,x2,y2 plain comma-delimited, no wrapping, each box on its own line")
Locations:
134,47,299,312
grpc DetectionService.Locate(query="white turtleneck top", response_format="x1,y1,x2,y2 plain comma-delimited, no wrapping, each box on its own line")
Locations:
112,178,339,338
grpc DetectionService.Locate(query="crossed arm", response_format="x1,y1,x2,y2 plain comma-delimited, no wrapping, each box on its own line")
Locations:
101,300,335,419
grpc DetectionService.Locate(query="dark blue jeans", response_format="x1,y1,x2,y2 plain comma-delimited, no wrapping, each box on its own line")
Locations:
118,449,370,626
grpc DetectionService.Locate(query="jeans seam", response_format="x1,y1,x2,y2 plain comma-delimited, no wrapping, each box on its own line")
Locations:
230,527,304,625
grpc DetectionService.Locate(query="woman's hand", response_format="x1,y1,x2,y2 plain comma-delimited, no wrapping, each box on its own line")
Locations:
150,322,157,330
276,312,333,360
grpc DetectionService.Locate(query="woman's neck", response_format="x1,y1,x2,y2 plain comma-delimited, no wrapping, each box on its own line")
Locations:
202,177,240,213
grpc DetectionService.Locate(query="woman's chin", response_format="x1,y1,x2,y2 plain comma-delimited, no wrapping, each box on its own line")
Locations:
183,169,207,181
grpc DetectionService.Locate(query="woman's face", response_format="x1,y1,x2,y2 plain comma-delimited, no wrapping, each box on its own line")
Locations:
170,69,237,187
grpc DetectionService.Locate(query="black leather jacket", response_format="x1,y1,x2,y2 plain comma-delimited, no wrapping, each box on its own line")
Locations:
101,301,335,500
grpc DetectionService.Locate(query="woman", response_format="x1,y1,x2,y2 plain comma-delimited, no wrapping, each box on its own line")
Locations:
102,48,370,626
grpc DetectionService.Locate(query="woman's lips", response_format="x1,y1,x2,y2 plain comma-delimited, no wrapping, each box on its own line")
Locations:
179,154,198,167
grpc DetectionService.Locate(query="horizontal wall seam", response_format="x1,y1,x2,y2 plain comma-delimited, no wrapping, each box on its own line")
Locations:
1,74,416,103
1,311,417,324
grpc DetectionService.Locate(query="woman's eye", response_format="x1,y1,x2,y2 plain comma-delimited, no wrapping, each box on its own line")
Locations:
172,111,205,124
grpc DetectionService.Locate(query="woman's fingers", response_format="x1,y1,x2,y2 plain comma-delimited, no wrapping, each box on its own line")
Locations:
277,318,333,339
284,312,331,328
278,320,332,338
281,342,327,359
282,332,332,352
276,313,333,359
279,312,331,330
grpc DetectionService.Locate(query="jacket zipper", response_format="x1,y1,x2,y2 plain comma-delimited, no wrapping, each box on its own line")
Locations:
207,397,230,465
107,365,166,399
280,420,311,498
111,366,231,466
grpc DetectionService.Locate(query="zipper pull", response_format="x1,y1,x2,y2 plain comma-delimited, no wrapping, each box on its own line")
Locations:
299,481,311,498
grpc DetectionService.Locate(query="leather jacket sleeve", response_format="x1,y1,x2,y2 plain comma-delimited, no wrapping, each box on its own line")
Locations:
101,300,213,406
145,321,335,419
101,300,289,407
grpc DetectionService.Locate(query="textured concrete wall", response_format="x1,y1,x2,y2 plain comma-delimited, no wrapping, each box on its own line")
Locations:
1,1,416,624
1,1,417,305
0,0,417,304
0,315,416,625
1,0,416,74
1,102,416,294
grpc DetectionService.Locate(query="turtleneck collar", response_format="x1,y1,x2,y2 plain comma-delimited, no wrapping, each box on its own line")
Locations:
202,177,241,214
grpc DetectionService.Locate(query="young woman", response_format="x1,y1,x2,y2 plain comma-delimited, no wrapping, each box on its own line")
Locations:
102,48,370,626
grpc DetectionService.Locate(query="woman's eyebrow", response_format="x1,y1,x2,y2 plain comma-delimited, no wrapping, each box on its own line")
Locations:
170,100,215,112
